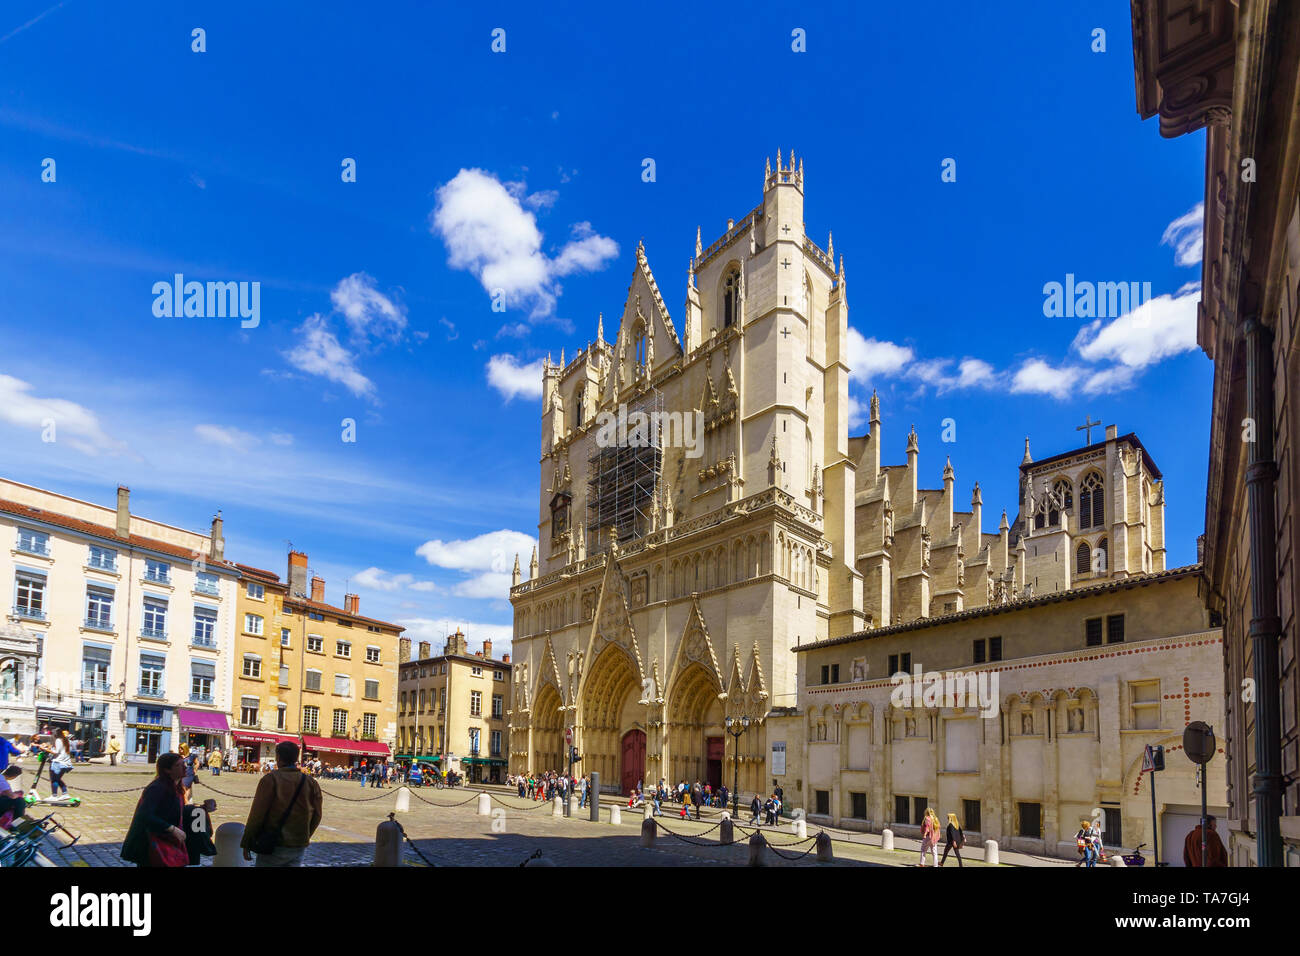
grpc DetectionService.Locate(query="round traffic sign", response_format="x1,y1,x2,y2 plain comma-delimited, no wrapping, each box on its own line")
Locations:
1183,721,1216,764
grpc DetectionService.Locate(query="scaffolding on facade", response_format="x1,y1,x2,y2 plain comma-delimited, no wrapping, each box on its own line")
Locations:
586,386,663,553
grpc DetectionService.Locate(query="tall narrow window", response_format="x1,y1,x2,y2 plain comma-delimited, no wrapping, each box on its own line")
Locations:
722,268,739,328
1080,472,1104,528
1076,542,1091,575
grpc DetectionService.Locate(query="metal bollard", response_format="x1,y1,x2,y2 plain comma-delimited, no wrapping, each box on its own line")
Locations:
588,771,600,822
213,822,246,867
477,792,491,816
640,817,656,848
394,787,411,813
815,831,833,863
747,829,768,867
373,817,403,867
881,828,895,852
609,804,621,825
984,839,998,865
720,816,734,846
552,795,564,817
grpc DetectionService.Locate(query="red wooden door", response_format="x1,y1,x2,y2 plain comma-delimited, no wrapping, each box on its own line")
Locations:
621,729,646,794
706,736,725,791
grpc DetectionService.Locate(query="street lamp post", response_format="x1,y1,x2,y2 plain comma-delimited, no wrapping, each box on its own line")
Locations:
724,715,750,818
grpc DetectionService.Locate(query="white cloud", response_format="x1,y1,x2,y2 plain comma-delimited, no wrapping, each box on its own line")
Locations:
283,314,377,401
330,272,407,344
1010,359,1083,399
846,328,913,382
416,529,536,573
194,424,261,451
1161,202,1204,267
910,357,998,393
269,431,294,446
431,168,618,316
1082,365,1138,394
1073,287,1200,368
452,571,513,600
486,354,545,401
353,566,438,593
0,374,124,456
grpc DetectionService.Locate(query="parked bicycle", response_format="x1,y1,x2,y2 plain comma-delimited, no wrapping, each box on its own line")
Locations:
0,813,79,867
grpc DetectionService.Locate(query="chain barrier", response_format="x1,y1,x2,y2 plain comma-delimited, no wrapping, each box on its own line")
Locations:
192,779,251,799
731,822,821,848
58,781,149,794
767,840,821,862
489,793,556,811
407,788,482,808
650,818,731,847
387,813,437,867
316,786,399,803
518,848,543,867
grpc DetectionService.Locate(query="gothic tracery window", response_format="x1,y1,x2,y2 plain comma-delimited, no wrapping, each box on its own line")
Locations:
1076,541,1090,575
1079,472,1104,528
722,268,740,328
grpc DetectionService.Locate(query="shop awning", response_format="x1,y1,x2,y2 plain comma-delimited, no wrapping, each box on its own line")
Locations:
232,731,298,746
301,735,391,757
178,709,230,732
460,757,506,766
394,754,441,763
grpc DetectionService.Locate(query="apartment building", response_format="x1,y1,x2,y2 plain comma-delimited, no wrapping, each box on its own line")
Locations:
396,630,511,783
251,550,404,768
0,479,238,760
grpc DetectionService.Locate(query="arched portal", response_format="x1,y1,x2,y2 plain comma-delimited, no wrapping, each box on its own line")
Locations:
578,644,643,793
531,682,565,774
666,663,725,790
621,729,646,795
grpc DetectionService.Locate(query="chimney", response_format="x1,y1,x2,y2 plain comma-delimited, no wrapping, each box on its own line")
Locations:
115,486,130,539
288,551,309,598
310,576,325,603
502,653,511,663
399,637,411,663
1105,424,1118,441
483,639,493,660
475,651,483,658
418,641,431,660
344,594,359,615
209,511,224,561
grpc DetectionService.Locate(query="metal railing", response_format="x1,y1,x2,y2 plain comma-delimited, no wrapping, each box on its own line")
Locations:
83,617,113,631
189,692,214,705
193,582,219,596
140,627,167,640
137,686,166,700
16,540,50,557
12,605,45,621
192,636,217,649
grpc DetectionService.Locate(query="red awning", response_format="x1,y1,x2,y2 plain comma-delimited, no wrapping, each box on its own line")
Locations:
300,735,391,757
232,731,299,746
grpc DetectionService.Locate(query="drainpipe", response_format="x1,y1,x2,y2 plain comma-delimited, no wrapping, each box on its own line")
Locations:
1243,315,1283,866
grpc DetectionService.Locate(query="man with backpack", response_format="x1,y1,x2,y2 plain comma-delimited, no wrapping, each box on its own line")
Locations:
241,741,322,867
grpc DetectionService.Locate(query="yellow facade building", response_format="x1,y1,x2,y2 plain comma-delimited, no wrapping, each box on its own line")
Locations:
396,630,511,784
230,550,402,767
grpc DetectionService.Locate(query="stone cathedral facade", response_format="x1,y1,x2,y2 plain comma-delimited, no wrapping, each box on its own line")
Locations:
506,155,1221,824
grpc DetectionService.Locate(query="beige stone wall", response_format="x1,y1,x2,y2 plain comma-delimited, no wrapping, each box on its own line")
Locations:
788,571,1225,860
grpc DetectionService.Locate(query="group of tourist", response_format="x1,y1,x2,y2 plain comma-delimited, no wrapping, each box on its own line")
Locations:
508,771,576,802
918,807,966,867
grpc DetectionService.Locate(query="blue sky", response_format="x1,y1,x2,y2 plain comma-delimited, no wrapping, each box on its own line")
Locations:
0,2,1210,651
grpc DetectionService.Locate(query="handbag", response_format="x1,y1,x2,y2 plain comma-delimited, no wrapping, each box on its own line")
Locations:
144,789,188,868
250,773,307,855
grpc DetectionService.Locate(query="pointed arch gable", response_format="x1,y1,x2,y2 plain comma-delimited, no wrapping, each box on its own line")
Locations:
538,635,565,707
583,552,645,684
667,595,725,701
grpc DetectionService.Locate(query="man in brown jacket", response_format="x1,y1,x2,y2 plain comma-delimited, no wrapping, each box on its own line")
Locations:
241,741,322,866
1183,816,1230,867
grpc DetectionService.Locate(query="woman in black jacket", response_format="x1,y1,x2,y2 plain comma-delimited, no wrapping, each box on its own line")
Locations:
940,812,965,867
121,753,187,866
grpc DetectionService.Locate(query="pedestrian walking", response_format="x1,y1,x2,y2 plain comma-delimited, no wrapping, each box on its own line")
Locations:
750,793,761,824
208,748,223,776
919,807,940,867
120,753,189,867
241,740,322,867
1183,816,1229,867
107,734,121,767
47,729,74,797
940,812,965,867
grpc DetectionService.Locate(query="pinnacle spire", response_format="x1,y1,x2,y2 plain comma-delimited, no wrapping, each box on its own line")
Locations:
1022,437,1033,464
827,231,834,260
943,456,954,481
777,147,782,170
559,347,565,367
695,225,702,259
597,312,605,342
838,255,845,281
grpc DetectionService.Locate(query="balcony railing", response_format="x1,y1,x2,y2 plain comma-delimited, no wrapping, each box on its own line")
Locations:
12,605,46,621
81,679,112,693
83,617,113,632
144,570,171,584
189,692,214,704
140,627,167,640
17,540,50,557
87,556,117,572
192,636,217,649
137,686,166,700
193,581,219,596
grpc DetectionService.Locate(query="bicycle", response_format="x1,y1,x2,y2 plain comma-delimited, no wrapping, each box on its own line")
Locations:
0,813,80,867
1121,842,1168,867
